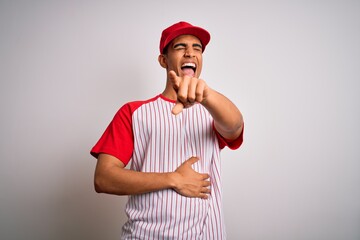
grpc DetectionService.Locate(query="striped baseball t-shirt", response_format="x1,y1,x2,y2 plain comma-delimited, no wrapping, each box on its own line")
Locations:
91,94,243,239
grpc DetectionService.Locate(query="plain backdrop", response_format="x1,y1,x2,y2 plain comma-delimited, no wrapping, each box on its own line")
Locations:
1,1,359,239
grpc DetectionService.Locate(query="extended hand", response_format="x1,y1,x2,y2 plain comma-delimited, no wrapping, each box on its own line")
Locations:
169,70,210,115
172,157,211,199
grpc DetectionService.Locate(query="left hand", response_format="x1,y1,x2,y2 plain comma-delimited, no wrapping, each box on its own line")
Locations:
169,70,209,115
172,156,211,199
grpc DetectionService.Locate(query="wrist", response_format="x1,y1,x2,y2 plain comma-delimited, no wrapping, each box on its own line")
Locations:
200,87,214,107
166,172,177,189
168,171,183,192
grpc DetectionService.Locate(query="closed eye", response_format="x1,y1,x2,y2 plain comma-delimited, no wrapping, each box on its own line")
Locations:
193,43,203,52
173,43,187,50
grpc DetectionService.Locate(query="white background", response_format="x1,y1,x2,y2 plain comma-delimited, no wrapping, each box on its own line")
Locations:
1,1,359,239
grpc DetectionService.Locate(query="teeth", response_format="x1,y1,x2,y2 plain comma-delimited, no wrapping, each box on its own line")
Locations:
181,63,196,68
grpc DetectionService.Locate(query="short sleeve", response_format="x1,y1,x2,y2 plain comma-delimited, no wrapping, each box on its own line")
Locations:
90,103,134,166
214,123,244,150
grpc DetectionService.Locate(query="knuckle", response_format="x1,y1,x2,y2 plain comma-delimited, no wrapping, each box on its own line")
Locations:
177,94,187,103
188,95,195,102
195,91,202,98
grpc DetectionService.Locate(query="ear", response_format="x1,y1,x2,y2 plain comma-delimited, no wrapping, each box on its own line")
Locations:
158,54,167,69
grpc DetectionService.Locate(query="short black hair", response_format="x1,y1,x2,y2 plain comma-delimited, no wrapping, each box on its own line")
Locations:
162,44,169,55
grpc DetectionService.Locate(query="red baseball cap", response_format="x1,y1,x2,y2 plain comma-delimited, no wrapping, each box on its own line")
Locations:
159,21,211,54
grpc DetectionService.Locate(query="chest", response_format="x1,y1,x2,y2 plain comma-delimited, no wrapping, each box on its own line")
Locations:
130,101,217,172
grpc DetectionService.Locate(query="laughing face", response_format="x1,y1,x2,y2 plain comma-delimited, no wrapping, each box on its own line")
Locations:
159,34,203,79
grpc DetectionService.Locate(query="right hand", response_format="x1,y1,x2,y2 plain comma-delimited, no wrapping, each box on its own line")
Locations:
172,157,211,199
168,70,209,115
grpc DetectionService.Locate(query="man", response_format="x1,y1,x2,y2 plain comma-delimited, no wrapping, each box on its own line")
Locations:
91,21,244,239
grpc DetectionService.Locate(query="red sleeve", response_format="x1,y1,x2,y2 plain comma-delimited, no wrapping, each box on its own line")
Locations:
214,123,244,150
90,103,134,166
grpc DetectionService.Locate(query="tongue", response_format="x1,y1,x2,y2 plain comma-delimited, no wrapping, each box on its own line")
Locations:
182,68,195,77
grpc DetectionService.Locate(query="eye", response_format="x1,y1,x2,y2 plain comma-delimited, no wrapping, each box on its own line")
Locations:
175,46,185,51
173,43,186,51
193,44,203,52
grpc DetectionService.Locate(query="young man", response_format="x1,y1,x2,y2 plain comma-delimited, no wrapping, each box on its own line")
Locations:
91,21,244,239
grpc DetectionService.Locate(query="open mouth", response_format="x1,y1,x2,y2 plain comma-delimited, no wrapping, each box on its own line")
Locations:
181,62,196,77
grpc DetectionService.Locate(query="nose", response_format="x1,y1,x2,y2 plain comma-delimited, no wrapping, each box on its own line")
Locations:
184,47,195,58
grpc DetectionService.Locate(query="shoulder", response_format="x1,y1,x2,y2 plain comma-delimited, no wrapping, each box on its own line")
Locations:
116,95,162,116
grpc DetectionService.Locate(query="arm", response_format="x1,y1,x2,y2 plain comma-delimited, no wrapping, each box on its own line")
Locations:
169,71,243,140
94,153,211,199
201,88,243,140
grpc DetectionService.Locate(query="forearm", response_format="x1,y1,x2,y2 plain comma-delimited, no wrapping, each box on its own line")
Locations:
94,154,175,196
94,154,210,199
96,168,174,195
202,88,243,140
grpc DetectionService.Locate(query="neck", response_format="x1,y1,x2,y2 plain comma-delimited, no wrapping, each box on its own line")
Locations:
162,83,177,101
